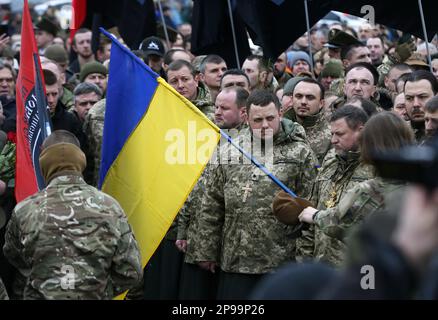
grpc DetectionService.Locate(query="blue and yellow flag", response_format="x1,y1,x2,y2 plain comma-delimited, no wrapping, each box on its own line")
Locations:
99,29,220,270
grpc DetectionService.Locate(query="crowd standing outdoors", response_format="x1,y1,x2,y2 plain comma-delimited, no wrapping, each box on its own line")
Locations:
1,1,438,300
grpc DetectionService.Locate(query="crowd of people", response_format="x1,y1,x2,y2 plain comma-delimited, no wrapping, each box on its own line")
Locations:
1,1,438,300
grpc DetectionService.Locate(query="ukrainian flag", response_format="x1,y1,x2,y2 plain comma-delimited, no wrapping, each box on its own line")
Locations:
99,29,220,271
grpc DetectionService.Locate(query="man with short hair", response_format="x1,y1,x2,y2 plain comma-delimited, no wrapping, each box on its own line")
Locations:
220,69,250,92
273,52,291,87
69,28,94,74
367,37,385,67
193,90,318,299
384,63,413,93
341,44,372,69
162,49,192,73
358,23,373,42
72,82,102,122
425,96,438,139
199,55,228,103
176,86,249,300
0,62,16,134
3,130,142,299
167,60,215,119
330,62,379,112
284,78,332,163
242,55,270,91
295,106,373,266
404,70,438,143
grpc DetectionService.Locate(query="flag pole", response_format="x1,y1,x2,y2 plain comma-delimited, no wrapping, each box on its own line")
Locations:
157,0,171,49
304,0,314,75
226,0,241,69
418,0,433,73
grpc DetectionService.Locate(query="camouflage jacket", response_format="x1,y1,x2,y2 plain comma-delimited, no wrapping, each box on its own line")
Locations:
313,177,404,266
295,151,374,266
177,123,248,263
283,108,332,164
192,119,319,274
0,140,16,185
3,174,142,300
0,277,8,300
192,83,215,121
61,87,75,112
83,98,106,187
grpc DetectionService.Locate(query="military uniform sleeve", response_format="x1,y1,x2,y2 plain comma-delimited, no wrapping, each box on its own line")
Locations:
3,211,26,270
294,148,319,262
111,207,143,296
188,163,225,263
314,182,377,242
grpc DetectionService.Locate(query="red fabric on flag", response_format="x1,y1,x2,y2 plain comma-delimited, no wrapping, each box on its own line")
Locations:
70,0,87,42
15,0,48,202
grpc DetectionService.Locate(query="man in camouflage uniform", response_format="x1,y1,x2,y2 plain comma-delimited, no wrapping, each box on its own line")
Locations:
295,106,373,267
167,59,215,120
176,86,249,299
83,98,106,187
404,70,437,144
3,130,142,299
192,90,318,299
283,78,332,164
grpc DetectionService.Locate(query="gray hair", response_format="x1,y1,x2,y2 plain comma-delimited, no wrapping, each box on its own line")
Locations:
73,82,102,99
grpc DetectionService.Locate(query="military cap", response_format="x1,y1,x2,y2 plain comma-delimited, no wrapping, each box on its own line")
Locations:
139,36,165,57
44,44,68,64
405,52,429,68
272,190,313,225
283,76,306,96
79,61,108,82
324,29,362,49
34,17,59,37
321,59,344,78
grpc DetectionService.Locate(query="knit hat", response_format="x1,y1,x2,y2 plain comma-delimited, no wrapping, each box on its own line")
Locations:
287,51,311,69
79,61,108,82
320,59,344,78
44,44,68,64
283,76,306,96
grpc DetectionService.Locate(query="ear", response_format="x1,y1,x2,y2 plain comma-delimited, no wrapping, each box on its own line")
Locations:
199,72,205,82
319,98,325,110
383,75,390,89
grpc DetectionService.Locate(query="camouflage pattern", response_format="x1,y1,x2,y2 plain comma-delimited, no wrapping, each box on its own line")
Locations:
61,87,75,112
0,140,16,185
377,55,395,86
192,83,215,121
329,78,345,98
191,119,319,274
276,72,292,88
295,151,374,266
0,277,8,300
83,98,106,187
3,174,142,299
178,124,248,264
283,108,332,164
313,177,405,265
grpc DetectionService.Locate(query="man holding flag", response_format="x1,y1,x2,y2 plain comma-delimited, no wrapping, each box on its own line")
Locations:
192,89,318,299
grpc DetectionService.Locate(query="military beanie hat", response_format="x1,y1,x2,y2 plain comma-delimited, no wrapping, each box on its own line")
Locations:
283,76,306,96
321,59,344,78
79,61,108,82
44,44,68,64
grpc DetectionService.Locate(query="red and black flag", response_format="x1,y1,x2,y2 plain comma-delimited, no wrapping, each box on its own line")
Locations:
71,0,157,50
15,0,52,202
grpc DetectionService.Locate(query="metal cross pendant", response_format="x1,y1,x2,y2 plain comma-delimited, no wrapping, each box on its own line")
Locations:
242,183,253,203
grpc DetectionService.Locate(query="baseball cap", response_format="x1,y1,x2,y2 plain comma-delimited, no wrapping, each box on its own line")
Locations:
139,36,165,57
